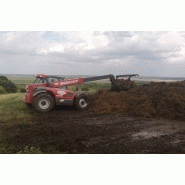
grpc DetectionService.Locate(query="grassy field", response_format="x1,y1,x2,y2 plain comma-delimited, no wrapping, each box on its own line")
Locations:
67,81,111,94
0,93,34,123
0,86,7,94
7,76,35,84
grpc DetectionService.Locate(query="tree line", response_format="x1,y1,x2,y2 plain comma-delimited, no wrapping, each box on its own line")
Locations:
0,76,17,93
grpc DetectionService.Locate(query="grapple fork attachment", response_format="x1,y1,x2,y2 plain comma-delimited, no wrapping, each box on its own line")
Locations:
116,74,139,80
112,74,139,91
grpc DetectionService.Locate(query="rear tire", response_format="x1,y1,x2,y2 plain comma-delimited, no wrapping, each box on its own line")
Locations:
33,93,55,113
74,94,89,111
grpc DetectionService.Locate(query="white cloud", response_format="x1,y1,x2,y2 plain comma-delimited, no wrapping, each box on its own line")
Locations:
45,31,109,53
1,31,185,76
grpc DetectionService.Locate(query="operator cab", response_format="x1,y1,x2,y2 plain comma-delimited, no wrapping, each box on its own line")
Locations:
33,74,47,84
33,77,46,84
33,74,67,89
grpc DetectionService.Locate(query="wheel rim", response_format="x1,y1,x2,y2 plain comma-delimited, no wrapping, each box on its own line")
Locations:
79,99,87,108
38,98,50,110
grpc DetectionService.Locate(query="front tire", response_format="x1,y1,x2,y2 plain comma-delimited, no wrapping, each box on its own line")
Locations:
33,93,55,113
74,94,89,110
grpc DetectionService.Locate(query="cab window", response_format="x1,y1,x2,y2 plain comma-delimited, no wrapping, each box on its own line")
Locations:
33,78,45,84
48,78,62,83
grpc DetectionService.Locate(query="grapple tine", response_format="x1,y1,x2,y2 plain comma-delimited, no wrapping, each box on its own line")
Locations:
116,74,139,80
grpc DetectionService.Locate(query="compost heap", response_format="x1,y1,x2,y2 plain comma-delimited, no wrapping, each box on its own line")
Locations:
90,80,185,120
116,79,137,91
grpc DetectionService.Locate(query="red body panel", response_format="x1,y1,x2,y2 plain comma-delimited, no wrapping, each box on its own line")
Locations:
25,83,48,103
25,93,31,103
46,87,76,101
50,78,84,88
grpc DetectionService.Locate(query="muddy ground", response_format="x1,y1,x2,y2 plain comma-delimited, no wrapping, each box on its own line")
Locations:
2,106,185,154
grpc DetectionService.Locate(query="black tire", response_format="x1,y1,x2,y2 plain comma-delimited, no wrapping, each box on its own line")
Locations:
33,93,55,113
74,94,89,111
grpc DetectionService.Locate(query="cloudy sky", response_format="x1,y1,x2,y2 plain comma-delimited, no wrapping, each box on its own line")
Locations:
1,31,185,77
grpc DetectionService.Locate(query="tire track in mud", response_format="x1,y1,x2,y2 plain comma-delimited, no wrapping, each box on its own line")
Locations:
28,107,185,154
1,106,185,154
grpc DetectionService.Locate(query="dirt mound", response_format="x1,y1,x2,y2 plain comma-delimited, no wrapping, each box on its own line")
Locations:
116,79,137,91
90,81,185,120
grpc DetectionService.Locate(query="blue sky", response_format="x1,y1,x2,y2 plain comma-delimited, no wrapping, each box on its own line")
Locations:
1,31,185,77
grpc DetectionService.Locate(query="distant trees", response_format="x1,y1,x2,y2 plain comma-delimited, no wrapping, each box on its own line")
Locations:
0,76,8,81
0,76,17,93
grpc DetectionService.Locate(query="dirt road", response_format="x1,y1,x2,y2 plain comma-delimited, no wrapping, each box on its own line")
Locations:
4,106,184,154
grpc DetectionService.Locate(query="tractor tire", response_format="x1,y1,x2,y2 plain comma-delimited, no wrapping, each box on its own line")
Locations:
74,94,89,111
33,93,55,113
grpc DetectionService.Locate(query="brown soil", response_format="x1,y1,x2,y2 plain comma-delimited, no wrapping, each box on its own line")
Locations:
90,81,185,120
0,106,185,154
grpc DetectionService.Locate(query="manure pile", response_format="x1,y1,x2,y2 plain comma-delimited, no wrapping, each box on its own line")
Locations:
90,81,185,120
116,79,137,91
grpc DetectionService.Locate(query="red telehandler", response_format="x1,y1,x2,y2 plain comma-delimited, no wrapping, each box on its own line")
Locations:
25,74,139,113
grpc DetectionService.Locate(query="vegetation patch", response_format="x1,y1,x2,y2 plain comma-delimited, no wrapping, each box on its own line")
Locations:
79,81,111,94
20,88,26,93
0,75,17,93
7,76,35,84
0,86,7,94
0,93,35,124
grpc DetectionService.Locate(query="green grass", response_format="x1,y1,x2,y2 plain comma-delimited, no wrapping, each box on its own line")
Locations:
78,81,111,94
7,76,35,84
0,93,34,124
16,84,27,89
4,76,30,93
135,81,149,86
67,81,111,94
0,86,7,94
15,84,27,93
